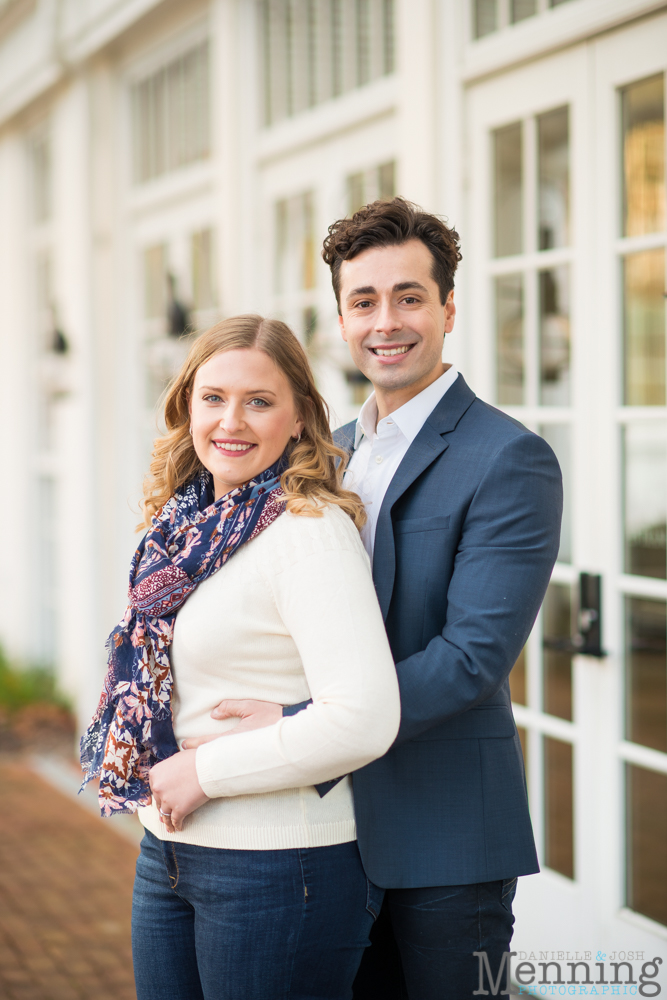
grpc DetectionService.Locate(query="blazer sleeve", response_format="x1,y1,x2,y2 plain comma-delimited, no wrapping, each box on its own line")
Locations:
195,521,401,798
393,431,562,744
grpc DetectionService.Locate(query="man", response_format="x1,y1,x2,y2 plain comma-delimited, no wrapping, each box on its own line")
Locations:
189,198,562,998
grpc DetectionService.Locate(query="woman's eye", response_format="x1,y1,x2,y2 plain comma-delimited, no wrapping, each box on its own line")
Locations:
204,394,222,403
249,398,269,407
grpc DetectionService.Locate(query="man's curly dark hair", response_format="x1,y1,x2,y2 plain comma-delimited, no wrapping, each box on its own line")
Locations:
322,197,462,314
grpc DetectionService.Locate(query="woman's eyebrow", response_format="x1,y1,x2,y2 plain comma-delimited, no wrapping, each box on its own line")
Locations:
199,386,277,395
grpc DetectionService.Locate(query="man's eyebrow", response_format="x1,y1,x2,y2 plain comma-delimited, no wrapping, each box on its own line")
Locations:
347,285,376,300
393,281,428,294
346,281,429,301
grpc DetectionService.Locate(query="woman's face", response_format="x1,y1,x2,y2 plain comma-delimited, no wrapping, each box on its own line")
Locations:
189,348,304,500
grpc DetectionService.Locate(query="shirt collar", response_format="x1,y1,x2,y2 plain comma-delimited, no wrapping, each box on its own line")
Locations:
354,366,459,448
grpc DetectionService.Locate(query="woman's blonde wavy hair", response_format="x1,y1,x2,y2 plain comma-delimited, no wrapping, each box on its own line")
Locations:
140,315,365,530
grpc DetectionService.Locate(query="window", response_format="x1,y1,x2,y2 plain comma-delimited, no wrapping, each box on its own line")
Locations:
542,583,573,720
493,107,571,408
144,245,167,319
261,0,395,126
27,127,51,224
544,736,574,878
346,160,395,215
191,229,216,311
511,0,536,24
626,763,667,927
472,0,575,39
623,424,666,580
273,191,319,349
275,191,316,296
619,74,667,930
132,42,210,184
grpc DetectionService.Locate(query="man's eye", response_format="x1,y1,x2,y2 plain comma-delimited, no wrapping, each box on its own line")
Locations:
355,300,373,309
402,296,419,305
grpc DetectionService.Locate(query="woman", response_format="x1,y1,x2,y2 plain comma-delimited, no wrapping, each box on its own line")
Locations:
80,315,400,1000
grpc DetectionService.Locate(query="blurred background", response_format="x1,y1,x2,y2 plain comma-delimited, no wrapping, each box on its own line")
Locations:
0,0,665,975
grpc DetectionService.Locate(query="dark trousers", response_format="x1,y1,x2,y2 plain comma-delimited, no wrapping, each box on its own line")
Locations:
352,878,517,1000
132,830,383,1000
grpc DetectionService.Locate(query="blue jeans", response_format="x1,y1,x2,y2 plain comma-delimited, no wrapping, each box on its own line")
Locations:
132,830,383,1000
351,878,518,1000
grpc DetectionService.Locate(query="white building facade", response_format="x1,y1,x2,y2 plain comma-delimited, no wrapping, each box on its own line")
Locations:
0,0,665,965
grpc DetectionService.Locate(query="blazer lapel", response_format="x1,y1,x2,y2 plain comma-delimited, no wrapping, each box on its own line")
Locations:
372,375,476,619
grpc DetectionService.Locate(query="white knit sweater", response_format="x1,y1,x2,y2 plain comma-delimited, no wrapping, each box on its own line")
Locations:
138,504,400,850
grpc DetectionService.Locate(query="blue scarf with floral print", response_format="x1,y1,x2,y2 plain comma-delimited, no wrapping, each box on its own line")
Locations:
80,459,286,815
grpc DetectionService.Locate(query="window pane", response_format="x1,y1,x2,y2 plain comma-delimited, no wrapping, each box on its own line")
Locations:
539,266,570,405
275,191,316,295
496,275,524,404
28,130,51,224
382,0,395,74
355,0,371,86
624,423,666,580
544,736,574,878
623,250,665,407
494,123,523,257
543,583,573,721
378,161,395,201
509,646,527,705
133,42,209,183
511,0,536,23
626,764,667,926
348,172,365,215
144,245,167,319
622,75,665,237
473,0,497,38
538,107,569,250
540,425,571,562
192,230,215,310
626,597,666,753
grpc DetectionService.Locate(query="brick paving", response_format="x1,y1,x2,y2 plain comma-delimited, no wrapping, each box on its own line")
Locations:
0,760,139,1000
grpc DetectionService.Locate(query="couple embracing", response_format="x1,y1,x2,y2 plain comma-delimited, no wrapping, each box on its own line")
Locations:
81,198,562,1000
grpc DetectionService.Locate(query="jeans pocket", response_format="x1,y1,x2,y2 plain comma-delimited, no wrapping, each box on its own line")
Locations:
501,877,517,912
365,879,384,920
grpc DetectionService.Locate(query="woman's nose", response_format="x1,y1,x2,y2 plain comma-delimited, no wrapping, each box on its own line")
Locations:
219,401,245,432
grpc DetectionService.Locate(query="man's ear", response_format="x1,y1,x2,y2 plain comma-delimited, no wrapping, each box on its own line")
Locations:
444,290,456,335
338,313,348,343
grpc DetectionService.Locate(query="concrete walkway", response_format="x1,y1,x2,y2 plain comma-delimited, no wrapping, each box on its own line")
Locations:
0,759,139,999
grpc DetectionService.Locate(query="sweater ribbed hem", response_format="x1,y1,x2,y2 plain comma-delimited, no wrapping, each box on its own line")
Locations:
139,809,357,851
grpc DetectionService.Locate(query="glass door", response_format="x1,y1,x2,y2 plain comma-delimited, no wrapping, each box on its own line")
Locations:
465,10,667,952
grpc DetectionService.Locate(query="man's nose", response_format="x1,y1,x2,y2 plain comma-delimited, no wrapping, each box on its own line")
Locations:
374,300,402,336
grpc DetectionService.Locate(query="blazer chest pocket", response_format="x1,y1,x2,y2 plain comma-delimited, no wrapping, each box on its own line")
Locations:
394,514,451,535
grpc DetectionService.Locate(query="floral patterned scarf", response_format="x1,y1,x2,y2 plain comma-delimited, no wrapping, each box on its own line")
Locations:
80,458,287,815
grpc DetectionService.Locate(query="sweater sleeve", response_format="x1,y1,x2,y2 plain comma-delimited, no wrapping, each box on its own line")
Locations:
195,512,400,798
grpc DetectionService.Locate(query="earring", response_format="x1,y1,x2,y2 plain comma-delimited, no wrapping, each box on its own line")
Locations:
189,425,193,436
294,432,302,444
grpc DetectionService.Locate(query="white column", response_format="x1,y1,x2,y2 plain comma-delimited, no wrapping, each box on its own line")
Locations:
0,133,32,663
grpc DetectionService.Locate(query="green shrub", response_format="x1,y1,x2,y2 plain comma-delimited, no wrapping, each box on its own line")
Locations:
0,647,71,714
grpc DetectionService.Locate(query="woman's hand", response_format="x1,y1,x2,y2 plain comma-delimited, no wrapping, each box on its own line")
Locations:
149,749,209,833
181,700,283,750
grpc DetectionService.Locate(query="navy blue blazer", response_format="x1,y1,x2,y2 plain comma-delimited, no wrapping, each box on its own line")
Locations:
289,375,562,888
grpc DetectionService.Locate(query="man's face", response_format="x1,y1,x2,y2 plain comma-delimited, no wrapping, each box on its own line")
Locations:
337,239,455,394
